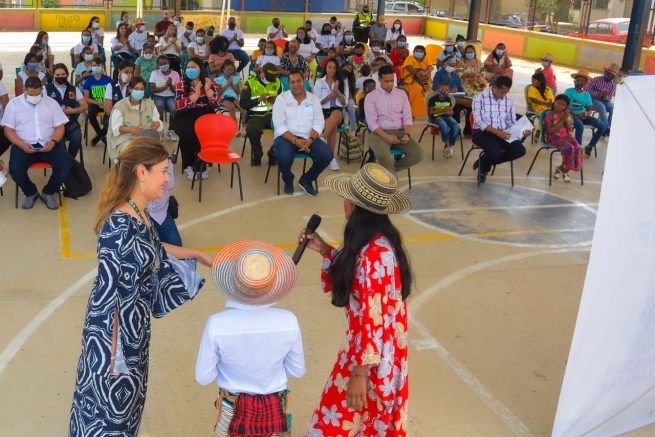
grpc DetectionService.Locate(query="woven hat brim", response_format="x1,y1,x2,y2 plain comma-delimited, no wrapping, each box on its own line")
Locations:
212,241,297,305
324,173,411,215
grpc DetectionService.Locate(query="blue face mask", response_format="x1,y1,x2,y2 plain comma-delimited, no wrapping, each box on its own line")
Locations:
92,66,103,75
465,52,475,60
397,40,406,48
131,90,145,101
344,34,353,42
159,64,170,72
414,52,425,60
27,63,39,71
437,90,449,98
265,49,274,56
445,45,454,53
495,49,505,56
82,36,91,44
186,67,199,80
541,61,550,68
84,54,94,62
196,36,204,44
41,39,48,46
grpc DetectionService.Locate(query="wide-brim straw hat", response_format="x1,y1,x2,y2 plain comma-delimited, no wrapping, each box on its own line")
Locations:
570,69,590,82
604,63,620,76
542,52,553,62
324,163,411,215
212,240,297,306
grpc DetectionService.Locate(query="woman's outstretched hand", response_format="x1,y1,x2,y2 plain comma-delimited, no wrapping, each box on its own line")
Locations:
299,229,329,256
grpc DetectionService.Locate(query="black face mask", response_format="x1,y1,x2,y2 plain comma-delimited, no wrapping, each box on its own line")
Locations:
273,22,279,28
229,22,236,29
264,73,277,83
54,76,68,85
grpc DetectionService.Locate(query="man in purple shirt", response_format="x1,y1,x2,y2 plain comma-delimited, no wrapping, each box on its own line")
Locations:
471,76,527,184
364,64,423,175
586,63,618,133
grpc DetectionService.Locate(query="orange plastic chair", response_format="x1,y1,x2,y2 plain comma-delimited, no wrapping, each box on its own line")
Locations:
274,39,287,51
425,44,443,66
192,114,242,202
14,162,63,208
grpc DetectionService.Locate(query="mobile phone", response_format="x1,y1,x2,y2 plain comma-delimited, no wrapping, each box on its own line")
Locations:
31,143,44,151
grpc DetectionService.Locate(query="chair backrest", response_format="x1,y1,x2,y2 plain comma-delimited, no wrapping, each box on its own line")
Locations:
424,90,437,121
469,111,478,147
524,84,536,114
425,44,443,66
195,114,238,150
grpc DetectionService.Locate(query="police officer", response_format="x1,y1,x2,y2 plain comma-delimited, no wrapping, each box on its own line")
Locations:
353,4,374,43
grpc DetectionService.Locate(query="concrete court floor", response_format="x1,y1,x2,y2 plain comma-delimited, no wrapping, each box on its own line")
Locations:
0,31,652,437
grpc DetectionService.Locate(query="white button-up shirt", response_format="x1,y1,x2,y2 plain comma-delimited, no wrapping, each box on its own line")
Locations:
272,90,325,140
1,94,68,144
472,86,516,132
195,301,306,395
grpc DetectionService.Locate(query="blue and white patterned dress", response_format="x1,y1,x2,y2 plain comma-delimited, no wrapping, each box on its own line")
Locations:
69,212,204,436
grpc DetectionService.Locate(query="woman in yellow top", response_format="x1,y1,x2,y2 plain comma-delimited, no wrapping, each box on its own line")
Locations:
527,72,554,114
401,45,433,118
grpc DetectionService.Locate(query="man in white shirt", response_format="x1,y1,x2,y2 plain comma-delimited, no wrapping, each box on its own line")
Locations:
267,17,288,41
178,21,195,51
128,17,148,55
272,71,331,196
303,20,318,40
220,17,249,75
186,28,208,61
2,76,72,209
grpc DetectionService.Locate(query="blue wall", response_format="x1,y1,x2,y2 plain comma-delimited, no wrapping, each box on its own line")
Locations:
230,0,348,13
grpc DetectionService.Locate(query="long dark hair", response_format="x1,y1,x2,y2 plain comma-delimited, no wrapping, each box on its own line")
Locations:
86,16,100,31
329,206,412,307
116,22,129,40
34,31,48,47
324,58,344,94
296,26,310,44
341,61,356,99
492,43,505,62
182,56,208,95
532,72,547,99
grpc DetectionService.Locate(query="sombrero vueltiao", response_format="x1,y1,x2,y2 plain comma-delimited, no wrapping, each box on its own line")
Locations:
324,163,411,215
212,241,297,306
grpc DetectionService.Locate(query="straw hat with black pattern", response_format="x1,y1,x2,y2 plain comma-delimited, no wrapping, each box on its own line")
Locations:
324,163,411,215
212,240,297,306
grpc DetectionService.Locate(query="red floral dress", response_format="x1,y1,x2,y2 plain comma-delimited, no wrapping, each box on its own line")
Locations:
305,235,409,437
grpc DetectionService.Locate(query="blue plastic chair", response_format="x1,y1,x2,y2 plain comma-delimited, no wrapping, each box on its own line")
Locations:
360,147,412,189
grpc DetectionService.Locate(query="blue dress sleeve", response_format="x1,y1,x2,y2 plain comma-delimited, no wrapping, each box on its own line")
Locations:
152,245,205,318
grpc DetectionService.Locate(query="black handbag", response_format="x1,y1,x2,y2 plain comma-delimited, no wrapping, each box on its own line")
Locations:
168,195,179,220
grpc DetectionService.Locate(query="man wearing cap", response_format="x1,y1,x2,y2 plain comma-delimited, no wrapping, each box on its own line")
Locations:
437,38,460,67
239,62,282,166
272,70,332,196
353,4,374,43
365,64,424,176
155,11,171,38
220,17,249,75
586,63,619,133
565,69,607,156
128,18,148,55
368,15,388,45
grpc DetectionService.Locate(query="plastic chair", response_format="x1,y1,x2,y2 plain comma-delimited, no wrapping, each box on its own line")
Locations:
274,39,287,51
360,147,412,189
336,124,358,164
458,112,514,187
264,151,314,195
418,91,464,160
192,114,242,202
425,44,443,66
526,110,584,186
14,162,63,208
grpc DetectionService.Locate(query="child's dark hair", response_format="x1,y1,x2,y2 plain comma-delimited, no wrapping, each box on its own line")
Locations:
360,64,372,77
363,78,376,89
221,59,236,72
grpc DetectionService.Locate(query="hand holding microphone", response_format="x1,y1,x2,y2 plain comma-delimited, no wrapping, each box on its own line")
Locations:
293,214,325,264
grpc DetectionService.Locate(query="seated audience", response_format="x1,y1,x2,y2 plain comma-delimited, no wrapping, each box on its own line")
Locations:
150,55,180,116
564,69,607,156
535,52,557,94
208,36,235,76
255,41,281,72
158,24,182,73
484,43,513,81
111,23,133,64
221,17,249,75
586,63,619,132
428,82,461,159
187,28,209,63
16,52,47,95
73,30,99,65
134,44,158,96
104,60,134,115
314,58,348,171
402,45,433,117
82,57,111,146
74,46,95,86
527,72,555,114
128,18,148,55
543,94,583,182
215,60,243,133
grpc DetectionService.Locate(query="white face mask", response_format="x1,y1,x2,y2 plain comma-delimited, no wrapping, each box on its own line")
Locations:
26,94,42,105
92,22,100,29
143,53,153,60
138,25,145,32
120,73,130,83
445,65,456,73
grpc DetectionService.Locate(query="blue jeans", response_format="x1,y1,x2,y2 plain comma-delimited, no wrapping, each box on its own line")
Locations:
62,121,82,160
152,95,176,115
592,98,613,128
152,212,182,246
274,136,332,185
431,116,461,145
573,115,608,150
9,143,73,196
228,49,250,73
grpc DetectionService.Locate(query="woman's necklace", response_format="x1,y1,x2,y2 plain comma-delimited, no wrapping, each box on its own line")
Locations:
127,198,161,273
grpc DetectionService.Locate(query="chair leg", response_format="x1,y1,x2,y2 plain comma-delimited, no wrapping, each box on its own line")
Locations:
458,148,474,176
79,141,85,167
276,167,281,195
459,133,464,160
264,161,272,183
407,167,412,189
580,164,584,186
198,164,203,202
526,146,548,175
230,163,235,188
477,152,482,187
431,134,436,161
241,136,248,157
510,161,514,187
418,125,429,143
102,141,107,164
236,163,243,201
491,165,496,176
549,150,555,186
14,182,18,209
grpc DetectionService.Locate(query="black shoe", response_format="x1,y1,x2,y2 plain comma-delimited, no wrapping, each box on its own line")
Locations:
283,181,294,195
603,129,610,138
473,159,479,170
584,146,593,157
251,158,261,166
478,172,487,184
91,135,101,146
298,178,318,196
268,156,277,166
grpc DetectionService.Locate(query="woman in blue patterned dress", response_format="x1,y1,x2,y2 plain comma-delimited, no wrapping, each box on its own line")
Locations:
69,137,212,436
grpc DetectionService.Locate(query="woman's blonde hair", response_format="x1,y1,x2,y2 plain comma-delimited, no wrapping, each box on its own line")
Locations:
94,137,169,234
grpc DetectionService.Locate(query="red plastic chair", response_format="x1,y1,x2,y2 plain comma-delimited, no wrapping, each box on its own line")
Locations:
458,112,514,187
14,162,63,208
274,39,287,51
192,114,242,202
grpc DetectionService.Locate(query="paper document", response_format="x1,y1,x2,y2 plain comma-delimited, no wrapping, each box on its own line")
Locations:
505,115,535,142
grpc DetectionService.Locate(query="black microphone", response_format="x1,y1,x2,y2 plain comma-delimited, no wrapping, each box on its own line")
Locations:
292,214,322,265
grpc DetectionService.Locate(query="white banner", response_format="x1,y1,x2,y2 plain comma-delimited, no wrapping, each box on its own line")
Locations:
553,75,655,437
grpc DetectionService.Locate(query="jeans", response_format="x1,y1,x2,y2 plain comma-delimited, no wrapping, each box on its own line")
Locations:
345,103,358,131
274,136,332,185
152,95,176,115
9,143,73,196
431,116,461,145
152,212,182,246
228,49,250,73
62,121,82,159
471,130,526,174
572,115,607,150
246,113,272,160
369,129,424,175
592,98,613,128
87,103,106,138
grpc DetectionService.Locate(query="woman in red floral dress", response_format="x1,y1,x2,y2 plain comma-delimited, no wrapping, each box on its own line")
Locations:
302,163,413,437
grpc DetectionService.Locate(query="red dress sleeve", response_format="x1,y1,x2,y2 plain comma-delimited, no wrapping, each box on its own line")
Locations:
320,246,337,293
175,81,192,110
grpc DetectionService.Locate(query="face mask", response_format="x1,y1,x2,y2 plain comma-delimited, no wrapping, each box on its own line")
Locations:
186,27,194,32
196,36,204,44
363,8,369,13
229,22,236,29
457,41,465,47
604,73,614,81
445,45,454,53
160,64,170,72
131,90,145,101
397,40,406,48
574,82,584,90
437,90,448,98
495,49,505,56
82,36,91,43
92,22,100,29
27,63,39,71
264,73,277,83
273,22,279,28
92,66,103,75
265,49,274,56
298,33,305,39
185,67,199,80
394,24,401,30
174,20,181,26
344,35,353,42
26,94,42,105
41,39,48,46
372,46,380,52
541,61,550,68
223,71,232,77
84,54,94,62
465,52,475,60
54,76,67,85
445,66,455,73
120,73,130,83
143,53,153,60
414,52,425,60
138,25,145,32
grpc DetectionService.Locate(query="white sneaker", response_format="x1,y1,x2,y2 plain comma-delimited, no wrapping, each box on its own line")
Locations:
443,146,454,159
201,169,209,179
329,158,340,171
183,166,195,180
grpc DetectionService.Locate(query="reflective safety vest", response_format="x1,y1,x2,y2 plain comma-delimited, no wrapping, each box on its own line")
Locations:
356,11,373,28
246,76,281,113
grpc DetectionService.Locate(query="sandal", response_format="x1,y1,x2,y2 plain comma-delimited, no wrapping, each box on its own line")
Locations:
562,172,571,183
553,166,563,180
